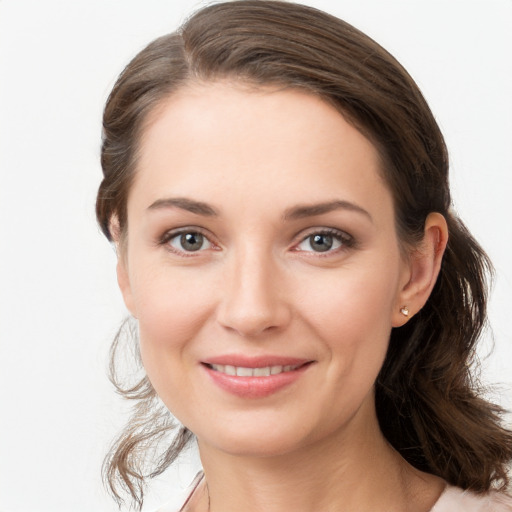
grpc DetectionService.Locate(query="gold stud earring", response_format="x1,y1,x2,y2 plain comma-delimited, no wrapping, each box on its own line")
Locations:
400,306,409,317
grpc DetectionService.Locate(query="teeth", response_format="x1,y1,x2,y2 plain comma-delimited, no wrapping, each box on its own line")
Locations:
271,365,282,375
209,364,299,377
254,367,271,377
225,365,236,376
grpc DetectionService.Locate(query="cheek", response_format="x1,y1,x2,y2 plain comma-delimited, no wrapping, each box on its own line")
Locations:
299,258,400,375
132,259,214,330
301,259,399,335
130,263,217,383
295,266,397,433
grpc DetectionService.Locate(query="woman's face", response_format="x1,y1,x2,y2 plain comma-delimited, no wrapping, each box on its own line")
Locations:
118,82,413,457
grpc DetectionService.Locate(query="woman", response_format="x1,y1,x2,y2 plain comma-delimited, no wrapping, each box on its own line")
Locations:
96,1,512,511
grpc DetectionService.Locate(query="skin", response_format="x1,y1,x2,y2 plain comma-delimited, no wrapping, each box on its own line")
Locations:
116,82,448,512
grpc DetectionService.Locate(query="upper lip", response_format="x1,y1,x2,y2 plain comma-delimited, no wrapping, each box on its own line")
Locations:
202,355,313,368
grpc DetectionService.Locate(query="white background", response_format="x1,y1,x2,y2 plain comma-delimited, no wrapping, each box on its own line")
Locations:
0,1,511,511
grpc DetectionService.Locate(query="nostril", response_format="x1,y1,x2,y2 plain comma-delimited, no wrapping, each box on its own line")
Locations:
216,262,292,336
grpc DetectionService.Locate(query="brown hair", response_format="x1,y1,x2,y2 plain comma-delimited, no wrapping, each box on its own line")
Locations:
96,1,512,508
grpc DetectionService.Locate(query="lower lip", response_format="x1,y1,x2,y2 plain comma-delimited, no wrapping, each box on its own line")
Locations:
203,363,312,399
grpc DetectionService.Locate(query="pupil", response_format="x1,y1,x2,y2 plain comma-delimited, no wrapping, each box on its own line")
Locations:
181,232,203,251
311,234,333,252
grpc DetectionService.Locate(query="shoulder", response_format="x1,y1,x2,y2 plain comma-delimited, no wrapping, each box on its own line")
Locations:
155,472,205,512
432,486,512,512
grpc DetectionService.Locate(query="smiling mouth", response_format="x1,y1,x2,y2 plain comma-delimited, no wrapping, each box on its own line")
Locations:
205,363,304,377
202,360,314,398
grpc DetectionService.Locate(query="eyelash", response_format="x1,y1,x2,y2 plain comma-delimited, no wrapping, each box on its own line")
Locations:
159,227,217,257
293,228,355,256
158,227,355,256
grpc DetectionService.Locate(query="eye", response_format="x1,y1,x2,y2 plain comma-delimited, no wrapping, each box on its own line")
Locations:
295,229,352,253
166,230,213,253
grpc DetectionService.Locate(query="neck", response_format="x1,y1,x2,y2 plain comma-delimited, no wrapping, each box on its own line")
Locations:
192,398,444,512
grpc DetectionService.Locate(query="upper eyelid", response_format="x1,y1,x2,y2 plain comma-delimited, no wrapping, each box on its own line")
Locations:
160,226,213,241
294,227,353,242
158,226,219,252
157,226,354,250
291,227,355,253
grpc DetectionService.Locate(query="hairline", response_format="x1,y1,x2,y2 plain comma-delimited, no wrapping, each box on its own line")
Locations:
118,76,411,258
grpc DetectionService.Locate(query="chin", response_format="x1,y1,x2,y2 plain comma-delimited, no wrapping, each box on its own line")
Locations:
192,411,342,460
202,430,309,458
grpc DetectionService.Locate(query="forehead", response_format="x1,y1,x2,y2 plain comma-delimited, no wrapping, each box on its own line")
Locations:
131,82,392,220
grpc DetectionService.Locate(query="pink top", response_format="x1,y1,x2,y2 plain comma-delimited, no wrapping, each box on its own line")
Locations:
431,486,512,511
157,474,512,512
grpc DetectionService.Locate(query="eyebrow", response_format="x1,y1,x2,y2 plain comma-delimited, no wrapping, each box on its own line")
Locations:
147,197,219,216
146,197,372,222
283,200,373,222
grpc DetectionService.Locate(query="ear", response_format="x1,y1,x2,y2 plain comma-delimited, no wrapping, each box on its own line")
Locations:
110,216,137,318
116,258,137,318
392,212,448,327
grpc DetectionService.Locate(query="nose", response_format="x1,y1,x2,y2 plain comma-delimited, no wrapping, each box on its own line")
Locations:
216,247,292,337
